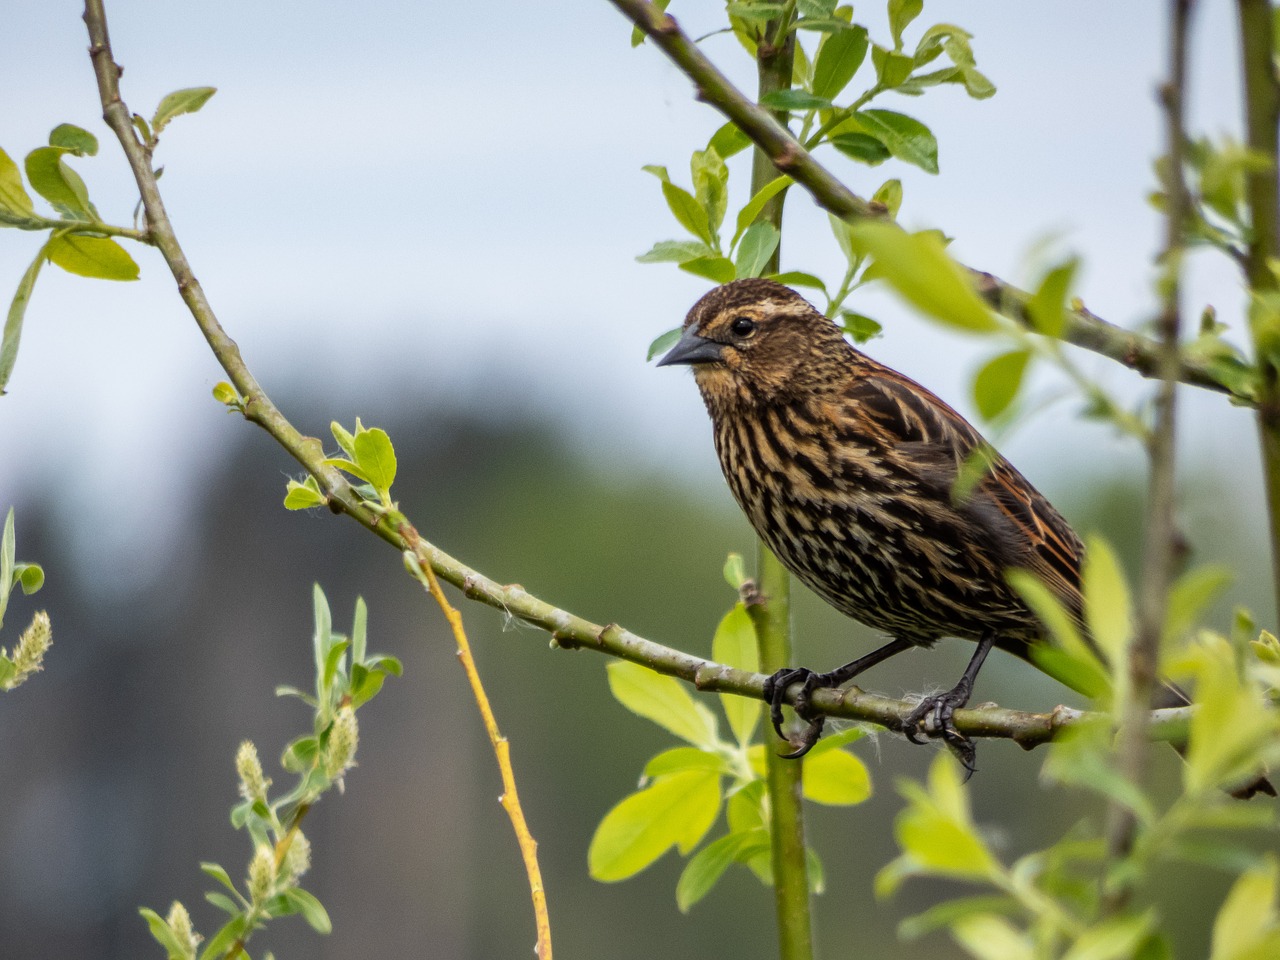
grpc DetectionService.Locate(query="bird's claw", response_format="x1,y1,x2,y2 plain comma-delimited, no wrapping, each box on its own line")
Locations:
903,689,978,779
763,667,831,759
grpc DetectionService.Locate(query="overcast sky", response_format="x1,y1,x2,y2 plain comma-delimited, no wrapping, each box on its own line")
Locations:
0,0,1267,584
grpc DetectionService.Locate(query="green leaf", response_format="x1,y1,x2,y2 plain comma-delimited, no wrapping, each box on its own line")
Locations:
322,639,351,694
691,148,729,238
353,427,397,493
647,327,682,361
831,133,891,166
644,747,728,779
24,147,95,219
679,256,737,284
846,222,996,331
279,887,332,934
871,45,915,87
972,349,1031,421
661,180,714,246
1210,856,1280,960
899,895,1020,940
0,507,13,624
708,121,752,159
768,271,827,293
330,420,357,458
45,234,140,281
588,770,722,881
802,746,871,804
351,596,368,664
873,178,903,218
848,110,938,173
1026,257,1078,337
812,25,869,99
888,0,924,49
760,89,834,111
840,310,883,343
199,915,248,960
212,381,240,405
284,476,326,511
734,221,780,279
676,831,762,911
152,87,218,134
312,583,333,698
48,124,98,157
1,246,46,394
636,239,715,264
950,914,1034,960
607,660,719,748
1063,913,1156,960
14,563,43,595
0,148,34,216
200,861,239,895
1164,564,1232,652
712,604,760,744
1082,536,1131,673
205,891,240,915
139,908,191,960
733,175,792,247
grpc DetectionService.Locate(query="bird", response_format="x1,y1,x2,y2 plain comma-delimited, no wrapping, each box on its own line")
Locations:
658,277,1272,795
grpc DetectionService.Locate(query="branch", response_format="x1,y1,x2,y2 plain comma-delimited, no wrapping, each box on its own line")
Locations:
410,559,553,960
608,0,1253,404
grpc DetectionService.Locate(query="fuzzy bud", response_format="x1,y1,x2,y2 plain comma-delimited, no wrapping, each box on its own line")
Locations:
235,740,270,803
282,830,311,883
324,706,359,783
165,901,199,959
247,844,276,904
2,610,51,691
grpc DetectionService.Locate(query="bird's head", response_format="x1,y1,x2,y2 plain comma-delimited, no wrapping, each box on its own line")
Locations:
658,278,849,408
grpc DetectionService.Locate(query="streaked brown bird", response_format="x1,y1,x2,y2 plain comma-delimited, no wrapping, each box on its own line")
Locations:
659,277,1271,794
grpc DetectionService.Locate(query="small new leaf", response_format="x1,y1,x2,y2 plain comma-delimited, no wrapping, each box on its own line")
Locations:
152,87,218,136
48,124,98,157
353,427,397,495
284,477,326,511
0,148,34,216
972,349,1031,421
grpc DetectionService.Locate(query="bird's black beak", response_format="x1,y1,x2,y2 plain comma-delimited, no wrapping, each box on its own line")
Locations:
656,327,724,367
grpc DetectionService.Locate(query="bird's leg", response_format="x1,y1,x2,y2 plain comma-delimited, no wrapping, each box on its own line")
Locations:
903,633,996,777
763,637,915,759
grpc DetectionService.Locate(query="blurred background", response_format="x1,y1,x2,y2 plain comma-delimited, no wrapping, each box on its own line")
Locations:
1,0,1277,957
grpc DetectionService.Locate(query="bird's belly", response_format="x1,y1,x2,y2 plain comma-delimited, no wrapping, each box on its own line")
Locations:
731,479,1031,645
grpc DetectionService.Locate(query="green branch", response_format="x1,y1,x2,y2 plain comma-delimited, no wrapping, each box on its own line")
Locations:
1237,0,1280,617
608,0,1254,404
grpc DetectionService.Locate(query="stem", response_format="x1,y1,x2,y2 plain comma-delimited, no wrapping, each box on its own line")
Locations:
410,556,553,960
1103,0,1193,913
609,0,1254,403
748,20,815,960
1237,0,1280,618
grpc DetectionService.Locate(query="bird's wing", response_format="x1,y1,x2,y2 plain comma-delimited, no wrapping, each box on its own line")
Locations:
846,365,1085,621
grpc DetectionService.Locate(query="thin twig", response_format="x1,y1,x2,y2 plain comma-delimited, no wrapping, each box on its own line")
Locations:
409,554,553,960
607,0,1253,403
1103,0,1194,913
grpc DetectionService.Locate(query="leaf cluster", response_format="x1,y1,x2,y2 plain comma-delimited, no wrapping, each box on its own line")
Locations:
139,586,401,960
0,87,214,394
589,555,873,911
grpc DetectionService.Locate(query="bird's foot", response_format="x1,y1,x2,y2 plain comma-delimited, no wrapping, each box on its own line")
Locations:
762,667,836,759
903,684,978,778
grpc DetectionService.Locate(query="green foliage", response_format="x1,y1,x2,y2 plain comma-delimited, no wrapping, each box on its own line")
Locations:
140,586,400,960
0,86,212,393
320,418,399,509
590,565,872,910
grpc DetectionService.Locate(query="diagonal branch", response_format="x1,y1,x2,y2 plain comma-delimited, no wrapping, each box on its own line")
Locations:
81,0,1195,764
608,0,1252,403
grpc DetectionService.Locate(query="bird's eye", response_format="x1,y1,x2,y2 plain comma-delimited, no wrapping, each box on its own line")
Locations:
730,316,756,338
